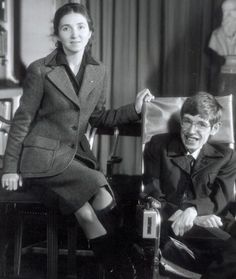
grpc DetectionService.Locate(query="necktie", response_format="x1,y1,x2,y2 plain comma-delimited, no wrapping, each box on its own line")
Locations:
186,154,195,173
177,154,195,204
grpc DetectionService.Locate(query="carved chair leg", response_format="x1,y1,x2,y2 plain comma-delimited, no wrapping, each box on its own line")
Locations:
13,212,23,277
98,263,106,279
67,218,77,279
0,205,9,278
47,208,58,279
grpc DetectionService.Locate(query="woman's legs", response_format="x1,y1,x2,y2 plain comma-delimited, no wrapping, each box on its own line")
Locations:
74,187,136,279
74,201,107,239
74,186,115,239
90,187,113,211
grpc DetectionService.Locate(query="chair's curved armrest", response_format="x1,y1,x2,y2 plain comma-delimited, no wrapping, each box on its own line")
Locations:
108,127,121,159
139,193,162,210
0,116,11,133
146,196,162,210
106,127,123,181
107,156,122,165
229,201,236,217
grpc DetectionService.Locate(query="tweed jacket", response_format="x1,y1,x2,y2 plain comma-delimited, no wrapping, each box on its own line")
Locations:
3,49,139,178
143,133,236,219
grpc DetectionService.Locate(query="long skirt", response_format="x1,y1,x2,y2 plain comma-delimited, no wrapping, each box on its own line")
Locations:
24,158,109,215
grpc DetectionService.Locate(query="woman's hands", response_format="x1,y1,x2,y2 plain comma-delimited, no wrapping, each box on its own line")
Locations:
135,88,154,114
1,173,22,191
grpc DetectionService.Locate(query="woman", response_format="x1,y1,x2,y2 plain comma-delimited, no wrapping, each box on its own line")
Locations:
1,3,153,279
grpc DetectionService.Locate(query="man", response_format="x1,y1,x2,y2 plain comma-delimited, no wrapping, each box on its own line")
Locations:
143,92,236,278
209,0,236,56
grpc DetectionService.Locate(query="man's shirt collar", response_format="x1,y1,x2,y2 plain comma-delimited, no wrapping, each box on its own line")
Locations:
186,148,201,160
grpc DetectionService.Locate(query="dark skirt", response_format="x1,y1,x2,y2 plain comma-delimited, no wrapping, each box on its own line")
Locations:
24,158,108,215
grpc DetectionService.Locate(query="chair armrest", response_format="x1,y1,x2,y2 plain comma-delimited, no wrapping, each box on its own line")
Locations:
229,201,236,217
106,127,122,182
139,193,162,210
109,127,119,157
0,117,10,157
0,116,11,133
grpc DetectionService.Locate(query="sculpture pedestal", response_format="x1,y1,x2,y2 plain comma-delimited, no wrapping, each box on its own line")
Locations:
217,56,236,138
218,56,236,95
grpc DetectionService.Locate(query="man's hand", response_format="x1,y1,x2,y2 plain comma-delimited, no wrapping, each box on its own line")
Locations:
134,88,154,114
168,209,183,221
1,173,22,191
194,214,223,228
169,207,197,236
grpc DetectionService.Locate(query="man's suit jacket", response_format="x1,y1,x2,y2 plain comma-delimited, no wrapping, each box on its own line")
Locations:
143,133,236,219
3,49,139,178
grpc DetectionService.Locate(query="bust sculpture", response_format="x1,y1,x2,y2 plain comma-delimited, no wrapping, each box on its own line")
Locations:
209,0,236,56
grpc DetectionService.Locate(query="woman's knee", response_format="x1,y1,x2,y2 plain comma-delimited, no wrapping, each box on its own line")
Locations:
75,203,96,224
91,187,113,210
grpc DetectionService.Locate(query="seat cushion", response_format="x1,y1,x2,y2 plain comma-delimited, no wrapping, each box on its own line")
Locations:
0,187,41,204
0,158,41,204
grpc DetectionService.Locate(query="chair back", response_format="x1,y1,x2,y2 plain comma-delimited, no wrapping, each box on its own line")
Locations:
142,95,234,146
85,124,97,149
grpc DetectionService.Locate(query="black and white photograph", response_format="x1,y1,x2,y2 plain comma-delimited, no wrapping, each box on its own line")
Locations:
1,0,236,278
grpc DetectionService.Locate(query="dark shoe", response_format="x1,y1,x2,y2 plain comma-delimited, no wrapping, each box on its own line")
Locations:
105,255,137,279
95,201,122,234
90,234,136,279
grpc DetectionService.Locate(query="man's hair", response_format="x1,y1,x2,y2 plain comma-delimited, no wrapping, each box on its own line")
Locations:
180,92,222,126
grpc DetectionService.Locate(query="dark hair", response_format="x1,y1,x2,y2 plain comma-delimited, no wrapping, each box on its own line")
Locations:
53,3,94,50
180,92,222,126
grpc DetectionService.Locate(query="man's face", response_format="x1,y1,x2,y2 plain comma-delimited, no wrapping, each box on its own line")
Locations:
180,114,219,153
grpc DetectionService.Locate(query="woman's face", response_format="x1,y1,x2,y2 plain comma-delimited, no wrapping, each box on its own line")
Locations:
57,12,92,55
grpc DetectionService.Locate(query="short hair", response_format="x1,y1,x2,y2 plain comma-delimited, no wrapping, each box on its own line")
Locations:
180,92,222,126
53,3,94,50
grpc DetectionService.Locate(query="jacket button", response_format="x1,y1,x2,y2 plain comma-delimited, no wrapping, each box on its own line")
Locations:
71,125,77,131
69,143,76,149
